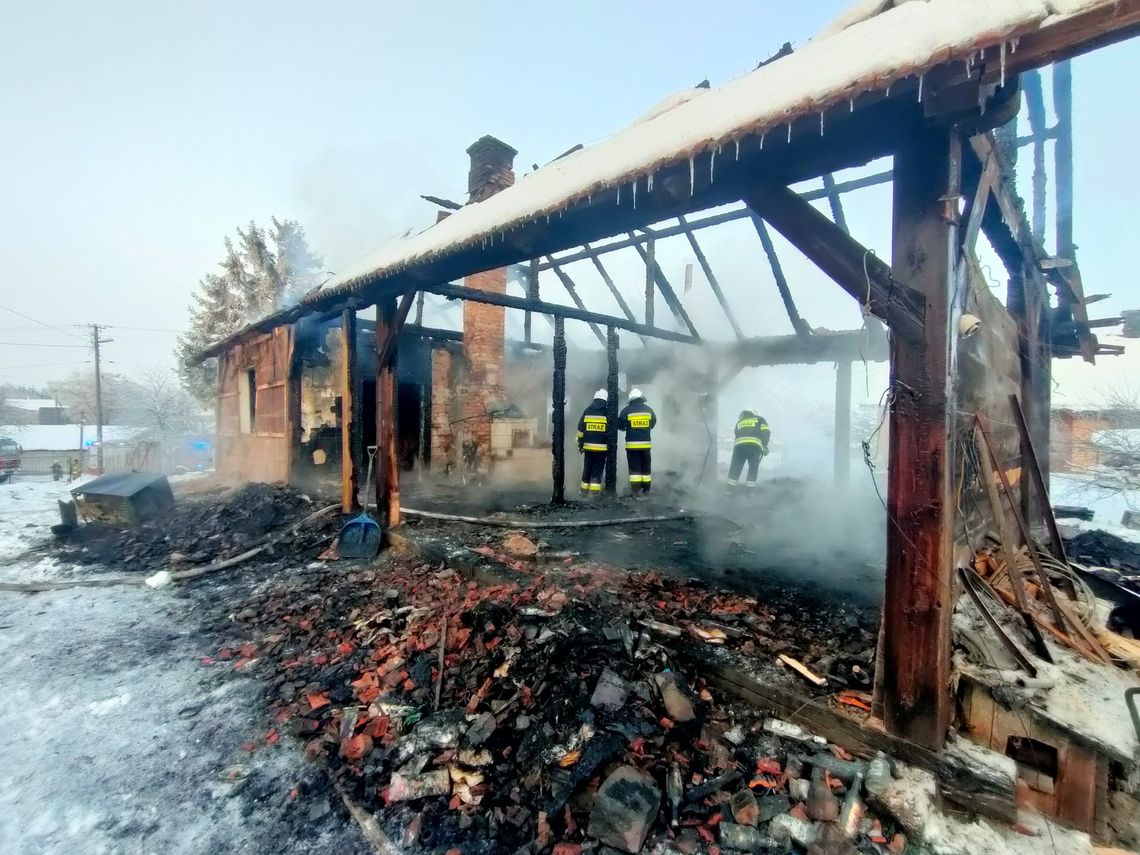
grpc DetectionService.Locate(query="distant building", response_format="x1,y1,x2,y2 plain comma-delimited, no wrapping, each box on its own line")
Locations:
0,424,146,476
0,398,69,425
1051,407,1140,473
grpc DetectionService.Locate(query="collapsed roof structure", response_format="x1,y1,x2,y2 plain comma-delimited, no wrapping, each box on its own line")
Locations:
188,0,1140,838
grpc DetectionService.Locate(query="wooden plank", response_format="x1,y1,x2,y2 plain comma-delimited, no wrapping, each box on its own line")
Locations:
959,567,1038,678
1054,743,1103,834
974,425,1036,615
880,127,958,749
1009,393,1071,570
678,645,1017,825
963,147,999,255
744,183,925,346
643,236,655,327
340,309,359,513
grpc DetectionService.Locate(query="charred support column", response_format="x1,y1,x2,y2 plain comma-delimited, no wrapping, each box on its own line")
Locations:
834,360,852,487
340,308,359,512
605,326,619,494
1015,263,1052,521
286,326,303,486
880,127,960,750
376,297,400,527
551,317,567,504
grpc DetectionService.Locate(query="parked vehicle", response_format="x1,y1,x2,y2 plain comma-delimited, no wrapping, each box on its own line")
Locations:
0,437,22,484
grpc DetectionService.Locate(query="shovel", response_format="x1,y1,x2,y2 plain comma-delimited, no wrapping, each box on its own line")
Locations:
336,445,383,559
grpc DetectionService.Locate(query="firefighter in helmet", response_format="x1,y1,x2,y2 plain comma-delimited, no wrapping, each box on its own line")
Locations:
618,388,656,495
728,409,770,488
576,389,609,496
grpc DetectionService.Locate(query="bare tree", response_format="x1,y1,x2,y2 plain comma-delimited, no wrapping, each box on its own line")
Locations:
1061,384,1140,498
123,370,203,438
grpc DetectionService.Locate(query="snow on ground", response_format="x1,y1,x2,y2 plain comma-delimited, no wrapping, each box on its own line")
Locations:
0,477,365,853
1051,472,1140,546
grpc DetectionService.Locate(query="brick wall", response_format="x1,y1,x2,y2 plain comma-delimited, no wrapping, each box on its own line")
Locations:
431,348,456,472
457,136,516,473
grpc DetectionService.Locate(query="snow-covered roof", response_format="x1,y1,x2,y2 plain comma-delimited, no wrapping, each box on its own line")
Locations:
311,0,1116,302
3,398,59,411
0,425,146,451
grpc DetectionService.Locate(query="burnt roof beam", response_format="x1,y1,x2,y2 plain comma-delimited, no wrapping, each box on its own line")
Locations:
677,215,743,340
743,183,925,346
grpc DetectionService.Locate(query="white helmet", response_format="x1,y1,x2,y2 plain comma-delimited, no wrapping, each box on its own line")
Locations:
628,388,644,401
594,388,608,402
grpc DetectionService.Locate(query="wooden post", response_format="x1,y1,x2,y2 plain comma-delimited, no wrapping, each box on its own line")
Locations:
605,325,619,494
880,127,960,750
551,317,567,503
286,324,303,487
340,309,359,512
644,237,655,327
375,297,399,527
834,360,852,487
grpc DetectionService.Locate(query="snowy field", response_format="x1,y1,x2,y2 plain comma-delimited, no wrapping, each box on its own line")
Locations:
0,475,363,854
1050,472,1140,546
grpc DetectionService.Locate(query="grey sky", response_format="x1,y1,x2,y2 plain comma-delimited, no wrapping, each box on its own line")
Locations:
1,0,1137,420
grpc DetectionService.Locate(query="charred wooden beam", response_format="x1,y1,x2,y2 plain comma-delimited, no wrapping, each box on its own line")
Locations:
1023,70,1048,246
678,215,743,340
711,327,888,368
748,212,812,337
962,148,999,255
880,127,960,749
547,260,607,346
420,282,699,345
743,185,925,345
1004,0,1140,77
630,234,700,339
820,173,850,234
375,297,399,527
643,237,655,327
834,360,852,487
537,171,894,271
582,242,637,324
340,308,359,513
551,317,567,504
605,326,619,494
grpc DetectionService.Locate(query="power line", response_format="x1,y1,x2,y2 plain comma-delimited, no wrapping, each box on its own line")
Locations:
0,304,88,341
0,361,91,372
0,341,89,348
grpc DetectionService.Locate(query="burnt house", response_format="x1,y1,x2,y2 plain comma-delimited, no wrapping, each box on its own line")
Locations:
191,0,1140,836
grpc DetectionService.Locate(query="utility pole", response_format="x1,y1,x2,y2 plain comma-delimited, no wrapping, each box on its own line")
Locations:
89,324,112,473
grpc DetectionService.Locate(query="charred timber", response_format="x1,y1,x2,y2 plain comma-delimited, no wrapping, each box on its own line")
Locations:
630,235,699,338
677,215,743,340
748,212,811,337
743,185,925,346
421,282,699,344
551,318,567,503
605,326,619,494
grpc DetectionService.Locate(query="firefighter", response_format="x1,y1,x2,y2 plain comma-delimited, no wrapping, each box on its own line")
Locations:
576,389,610,496
618,388,656,495
50,460,63,482
728,409,770,488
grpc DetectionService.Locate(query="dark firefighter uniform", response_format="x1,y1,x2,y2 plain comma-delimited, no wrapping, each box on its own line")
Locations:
728,410,770,487
576,391,610,495
618,390,656,494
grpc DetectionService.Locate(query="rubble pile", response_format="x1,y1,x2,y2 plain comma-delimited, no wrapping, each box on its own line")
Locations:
1066,529,1140,574
216,555,907,854
57,483,326,571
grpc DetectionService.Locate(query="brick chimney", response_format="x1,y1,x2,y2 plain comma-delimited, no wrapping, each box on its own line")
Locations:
460,136,517,471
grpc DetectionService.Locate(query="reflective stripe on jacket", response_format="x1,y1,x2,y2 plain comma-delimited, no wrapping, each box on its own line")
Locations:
577,398,609,452
734,412,770,450
618,398,656,449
